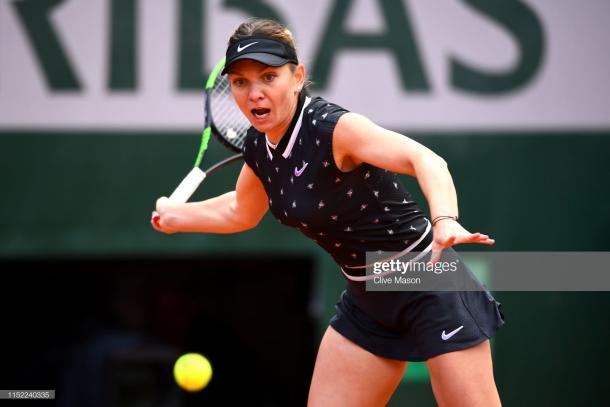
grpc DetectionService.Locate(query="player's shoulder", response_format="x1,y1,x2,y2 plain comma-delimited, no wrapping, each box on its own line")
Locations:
243,126,264,149
241,127,265,174
303,96,350,134
306,96,349,118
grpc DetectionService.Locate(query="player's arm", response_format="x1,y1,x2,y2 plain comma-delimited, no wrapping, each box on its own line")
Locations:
153,163,268,234
333,112,494,260
333,112,457,221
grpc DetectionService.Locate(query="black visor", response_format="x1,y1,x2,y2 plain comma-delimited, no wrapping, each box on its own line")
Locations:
222,36,299,75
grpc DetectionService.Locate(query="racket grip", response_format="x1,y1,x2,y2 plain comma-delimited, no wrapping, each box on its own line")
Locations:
168,167,207,203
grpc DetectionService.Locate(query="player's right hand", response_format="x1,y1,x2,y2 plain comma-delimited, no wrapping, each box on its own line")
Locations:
151,198,178,234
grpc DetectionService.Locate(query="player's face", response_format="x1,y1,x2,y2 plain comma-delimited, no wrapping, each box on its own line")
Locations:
228,60,304,140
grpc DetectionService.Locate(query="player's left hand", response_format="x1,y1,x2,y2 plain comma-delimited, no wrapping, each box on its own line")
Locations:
429,219,495,264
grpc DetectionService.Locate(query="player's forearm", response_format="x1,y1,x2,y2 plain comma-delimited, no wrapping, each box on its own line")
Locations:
412,154,459,221
157,191,257,233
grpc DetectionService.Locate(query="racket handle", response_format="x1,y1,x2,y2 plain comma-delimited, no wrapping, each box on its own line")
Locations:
168,167,207,203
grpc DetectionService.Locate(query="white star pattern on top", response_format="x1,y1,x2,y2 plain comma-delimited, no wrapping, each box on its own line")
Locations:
241,96,427,269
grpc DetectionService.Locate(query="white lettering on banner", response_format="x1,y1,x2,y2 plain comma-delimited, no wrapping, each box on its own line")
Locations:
0,0,609,131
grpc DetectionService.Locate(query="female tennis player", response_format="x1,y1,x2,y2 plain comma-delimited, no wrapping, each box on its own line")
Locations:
153,18,504,406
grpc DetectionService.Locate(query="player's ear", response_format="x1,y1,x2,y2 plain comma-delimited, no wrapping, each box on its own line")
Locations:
293,63,305,93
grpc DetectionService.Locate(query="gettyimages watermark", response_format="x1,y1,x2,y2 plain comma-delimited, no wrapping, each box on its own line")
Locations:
361,251,610,291
373,258,459,275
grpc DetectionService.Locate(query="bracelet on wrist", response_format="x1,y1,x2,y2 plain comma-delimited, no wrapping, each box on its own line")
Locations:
432,215,459,226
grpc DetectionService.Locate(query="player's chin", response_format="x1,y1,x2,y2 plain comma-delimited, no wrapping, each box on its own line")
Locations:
249,118,274,133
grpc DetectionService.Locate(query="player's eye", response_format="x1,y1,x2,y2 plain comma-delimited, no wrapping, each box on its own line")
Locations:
232,78,246,87
263,73,276,82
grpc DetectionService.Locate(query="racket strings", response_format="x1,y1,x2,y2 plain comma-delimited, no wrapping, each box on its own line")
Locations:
210,76,250,150
214,91,249,137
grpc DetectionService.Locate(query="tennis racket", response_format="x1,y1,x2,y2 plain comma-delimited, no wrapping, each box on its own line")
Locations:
152,57,250,224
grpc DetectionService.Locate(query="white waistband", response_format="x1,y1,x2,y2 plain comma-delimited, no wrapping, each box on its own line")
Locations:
340,241,433,282
340,218,433,282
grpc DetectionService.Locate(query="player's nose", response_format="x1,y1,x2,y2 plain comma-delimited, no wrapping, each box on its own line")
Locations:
247,83,264,101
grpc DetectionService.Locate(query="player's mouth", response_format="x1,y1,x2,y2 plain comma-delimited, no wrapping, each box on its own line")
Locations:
251,108,271,120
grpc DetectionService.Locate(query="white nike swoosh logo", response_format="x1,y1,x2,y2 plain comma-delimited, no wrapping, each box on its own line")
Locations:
294,162,308,177
441,325,464,341
237,41,259,52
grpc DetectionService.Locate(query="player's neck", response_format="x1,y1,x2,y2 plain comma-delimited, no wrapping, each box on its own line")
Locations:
265,93,300,145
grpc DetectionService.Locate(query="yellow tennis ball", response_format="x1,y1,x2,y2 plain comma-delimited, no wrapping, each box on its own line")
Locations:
173,353,213,392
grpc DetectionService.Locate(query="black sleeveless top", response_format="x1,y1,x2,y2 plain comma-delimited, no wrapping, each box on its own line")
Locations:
241,93,431,272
